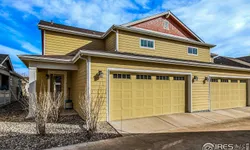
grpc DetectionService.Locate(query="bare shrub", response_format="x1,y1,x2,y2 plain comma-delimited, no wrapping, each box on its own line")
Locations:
79,87,105,139
35,90,52,136
50,92,63,122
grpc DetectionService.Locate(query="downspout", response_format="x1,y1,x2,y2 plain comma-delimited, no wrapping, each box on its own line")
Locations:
79,56,91,127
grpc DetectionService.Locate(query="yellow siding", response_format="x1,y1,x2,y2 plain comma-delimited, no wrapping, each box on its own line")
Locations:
118,30,211,62
45,31,105,55
105,32,116,51
90,57,250,121
71,60,87,118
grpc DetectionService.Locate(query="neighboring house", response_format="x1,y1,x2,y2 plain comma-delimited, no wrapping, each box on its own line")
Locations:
18,11,250,121
0,54,24,107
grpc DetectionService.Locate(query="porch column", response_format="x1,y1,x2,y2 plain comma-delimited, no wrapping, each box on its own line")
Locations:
26,67,37,118
247,79,250,106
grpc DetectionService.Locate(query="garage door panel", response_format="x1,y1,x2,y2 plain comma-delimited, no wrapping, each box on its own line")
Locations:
111,100,122,110
122,99,132,108
122,109,132,119
154,107,163,115
144,108,153,116
144,98,153,106
133,109,144,118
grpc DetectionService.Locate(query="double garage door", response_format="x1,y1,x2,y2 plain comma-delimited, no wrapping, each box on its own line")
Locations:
110,73,186,121
211,78,247,110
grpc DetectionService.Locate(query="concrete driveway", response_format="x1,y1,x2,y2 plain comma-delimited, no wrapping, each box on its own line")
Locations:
110,107,250,134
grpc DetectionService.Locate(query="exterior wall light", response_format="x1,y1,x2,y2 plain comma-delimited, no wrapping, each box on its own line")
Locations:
193,76,198,81
46,74,49,79
98,70,104,78
203,76,209,84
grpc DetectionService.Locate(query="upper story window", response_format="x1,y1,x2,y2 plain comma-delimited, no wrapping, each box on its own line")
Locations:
188,47,198,55
140,38,155,49
164,20,169,30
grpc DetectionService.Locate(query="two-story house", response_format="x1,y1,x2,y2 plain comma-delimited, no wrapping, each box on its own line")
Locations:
19,11,250,121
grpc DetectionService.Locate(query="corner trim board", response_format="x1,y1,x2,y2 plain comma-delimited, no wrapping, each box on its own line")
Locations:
116,30,119,51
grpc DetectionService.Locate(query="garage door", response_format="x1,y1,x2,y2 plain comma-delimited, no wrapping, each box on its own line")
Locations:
211,78,246,110
110,73,186,121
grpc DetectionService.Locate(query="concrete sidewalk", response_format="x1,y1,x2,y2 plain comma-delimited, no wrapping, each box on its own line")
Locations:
110,107,250,134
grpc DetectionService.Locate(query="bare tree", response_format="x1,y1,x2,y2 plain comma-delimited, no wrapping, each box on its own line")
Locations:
79,87,105,139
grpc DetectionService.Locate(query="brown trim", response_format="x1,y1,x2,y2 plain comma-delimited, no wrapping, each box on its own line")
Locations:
41,30,44,55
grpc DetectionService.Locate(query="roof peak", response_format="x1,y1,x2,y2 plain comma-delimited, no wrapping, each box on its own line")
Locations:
121,10,204,43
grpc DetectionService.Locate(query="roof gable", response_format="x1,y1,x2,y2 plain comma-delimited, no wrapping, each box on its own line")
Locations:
0,55,14,71
122,11,204,42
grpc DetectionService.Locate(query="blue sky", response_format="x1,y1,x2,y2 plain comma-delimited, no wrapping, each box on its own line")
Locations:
0,0,250,76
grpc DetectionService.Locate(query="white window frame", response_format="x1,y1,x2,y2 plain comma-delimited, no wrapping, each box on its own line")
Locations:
139,38,155,50
187,46,198,56
163,20,169,30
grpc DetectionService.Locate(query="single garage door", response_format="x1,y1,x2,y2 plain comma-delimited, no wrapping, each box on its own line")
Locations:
211,78,246,110
110,73,186,121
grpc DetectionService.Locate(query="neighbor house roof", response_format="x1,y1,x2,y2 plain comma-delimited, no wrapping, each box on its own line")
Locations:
0,54,8,64
210,53,218,58
214,56,250,68
237,56,250,63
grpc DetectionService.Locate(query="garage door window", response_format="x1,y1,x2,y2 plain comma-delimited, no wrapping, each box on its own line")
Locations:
156,76,169,80
240,80,246,83
231,79,238,83
113,74,131,79
136,75,151,80
174,76,185,80
221,79,229,82
211,79,218,82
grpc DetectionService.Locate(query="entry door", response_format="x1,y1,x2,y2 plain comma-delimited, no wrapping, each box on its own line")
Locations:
50,75,64,99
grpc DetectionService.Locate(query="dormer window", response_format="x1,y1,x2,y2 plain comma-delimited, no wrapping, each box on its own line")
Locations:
164,20,169,30
188,47,198,55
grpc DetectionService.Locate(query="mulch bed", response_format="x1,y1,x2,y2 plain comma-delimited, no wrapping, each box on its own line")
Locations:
0,102,120,150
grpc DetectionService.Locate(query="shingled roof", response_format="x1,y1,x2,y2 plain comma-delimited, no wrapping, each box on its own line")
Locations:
214,56,250,68
38,20,104,36
0,54,8,64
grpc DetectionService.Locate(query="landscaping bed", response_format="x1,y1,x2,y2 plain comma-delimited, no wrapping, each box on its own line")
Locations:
0,102,120,150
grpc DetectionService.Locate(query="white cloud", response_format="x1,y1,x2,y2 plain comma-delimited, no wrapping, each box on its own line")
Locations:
1,0,138,31
134,0,150,8
0,44,25,62
19,41,41,54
